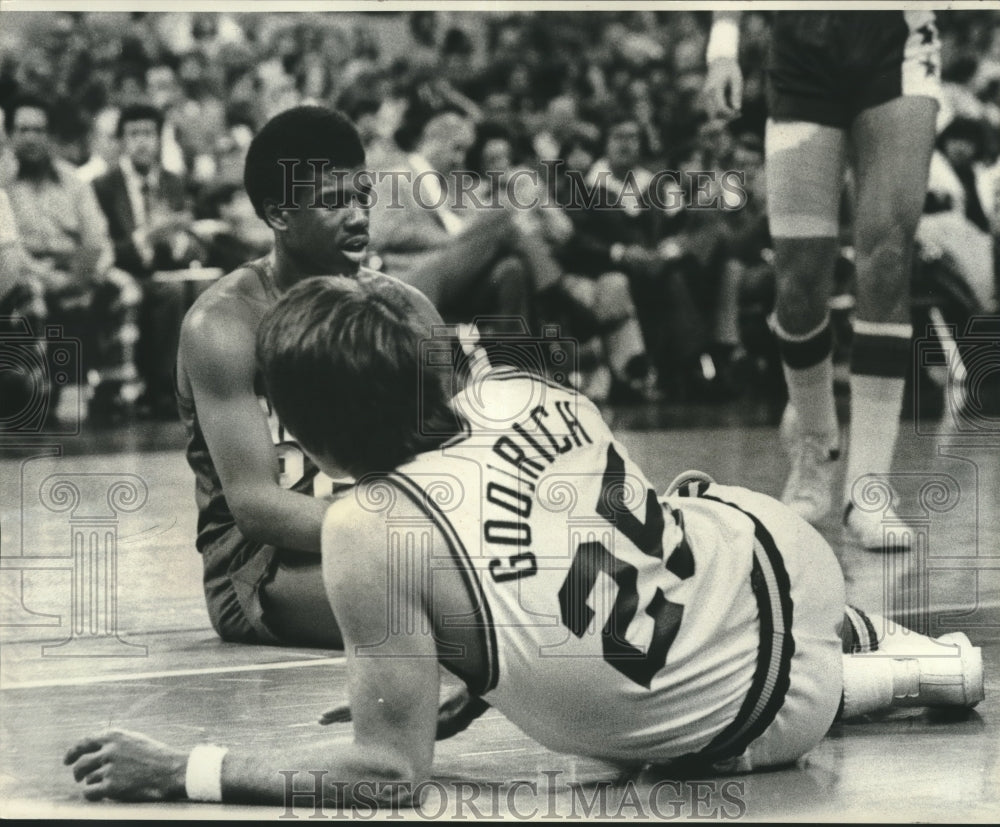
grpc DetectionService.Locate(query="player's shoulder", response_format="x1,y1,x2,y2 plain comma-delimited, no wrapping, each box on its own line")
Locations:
185,262,267,326
179,264,268,365
321,475,436,568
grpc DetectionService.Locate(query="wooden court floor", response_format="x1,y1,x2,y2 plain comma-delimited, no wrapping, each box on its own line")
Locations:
1,402,998,821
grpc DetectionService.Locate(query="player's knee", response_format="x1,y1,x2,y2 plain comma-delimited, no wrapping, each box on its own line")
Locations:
854,218,915,304
773,244,831,326
854,214,914,263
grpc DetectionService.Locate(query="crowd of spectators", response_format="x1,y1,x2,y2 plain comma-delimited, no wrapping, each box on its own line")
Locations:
1,9,997,424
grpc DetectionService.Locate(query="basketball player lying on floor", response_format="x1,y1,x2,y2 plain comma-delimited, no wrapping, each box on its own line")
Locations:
65,276,984,806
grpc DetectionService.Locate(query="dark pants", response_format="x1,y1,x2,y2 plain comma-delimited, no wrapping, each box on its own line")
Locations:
136,278,186,406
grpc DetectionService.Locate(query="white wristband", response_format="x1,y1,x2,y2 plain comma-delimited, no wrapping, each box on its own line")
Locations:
185,744,228,802
706,18,739,63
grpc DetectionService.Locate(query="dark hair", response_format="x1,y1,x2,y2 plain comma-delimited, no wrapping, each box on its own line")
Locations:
558,127,601,165
243,106,365,220
442,27,473,57
257,276,462,477
465,120,515,174
335,85,382,124
116,103,164,138
5,93,51,128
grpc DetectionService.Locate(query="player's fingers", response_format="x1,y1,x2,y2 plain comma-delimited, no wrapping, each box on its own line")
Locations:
82,778,111,802
70,749,107,782
64,735,109,765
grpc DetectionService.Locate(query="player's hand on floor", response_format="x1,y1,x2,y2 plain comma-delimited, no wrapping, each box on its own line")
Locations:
319,684,491,739
64,729,187,801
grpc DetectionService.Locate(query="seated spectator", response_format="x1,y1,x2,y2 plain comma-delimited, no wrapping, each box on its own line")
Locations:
0,186,48,431
563,112,722,400
711,128,780,398
76,107,121,183
368,106,560,330
532,126,663,404
145,62,188,176
919,115,997,313
0,93,140,424
93,103,205,418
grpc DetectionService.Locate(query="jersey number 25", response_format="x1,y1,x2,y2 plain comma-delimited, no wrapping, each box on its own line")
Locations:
558,445,694,688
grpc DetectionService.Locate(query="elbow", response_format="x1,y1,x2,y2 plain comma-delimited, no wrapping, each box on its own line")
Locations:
227,492,270,543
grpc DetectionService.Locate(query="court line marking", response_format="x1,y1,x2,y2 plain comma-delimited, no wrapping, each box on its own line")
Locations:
2,656,346,691
461,747,533,757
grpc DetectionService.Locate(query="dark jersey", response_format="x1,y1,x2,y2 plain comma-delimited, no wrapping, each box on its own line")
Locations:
176,260,445,641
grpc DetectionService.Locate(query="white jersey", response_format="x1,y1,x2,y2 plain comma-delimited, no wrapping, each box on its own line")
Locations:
385,370,811,764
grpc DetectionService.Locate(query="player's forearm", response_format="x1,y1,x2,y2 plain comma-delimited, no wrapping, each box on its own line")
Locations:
229,487,329,553
215,740,425,807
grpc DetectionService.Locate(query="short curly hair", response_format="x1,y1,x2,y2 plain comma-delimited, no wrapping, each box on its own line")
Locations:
243,106,365,221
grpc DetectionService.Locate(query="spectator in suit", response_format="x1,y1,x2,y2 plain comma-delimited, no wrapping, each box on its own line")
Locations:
93,103,204,418
0,93,140,424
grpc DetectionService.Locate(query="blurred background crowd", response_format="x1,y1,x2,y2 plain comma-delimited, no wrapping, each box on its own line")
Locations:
0,9,998,425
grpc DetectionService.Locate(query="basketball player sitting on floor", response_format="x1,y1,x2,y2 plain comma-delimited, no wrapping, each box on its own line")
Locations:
65,276,984,806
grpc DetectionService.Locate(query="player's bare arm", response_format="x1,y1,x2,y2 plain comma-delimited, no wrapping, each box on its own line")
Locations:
64,488,441,805
178,291,329,553
703,11,743,119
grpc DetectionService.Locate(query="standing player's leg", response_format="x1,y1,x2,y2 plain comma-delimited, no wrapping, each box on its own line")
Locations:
766,119,846,523
842,96,938,549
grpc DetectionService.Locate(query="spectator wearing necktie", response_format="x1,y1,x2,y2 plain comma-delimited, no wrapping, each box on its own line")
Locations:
94,103,204,419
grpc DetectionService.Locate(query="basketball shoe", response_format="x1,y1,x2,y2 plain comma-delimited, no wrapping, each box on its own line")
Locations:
886,631,985,708
779,405,839,524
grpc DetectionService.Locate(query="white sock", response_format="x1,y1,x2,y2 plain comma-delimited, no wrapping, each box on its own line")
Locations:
844,320,912,510
773,315,839,444
841,654,896,717
843,374,906,508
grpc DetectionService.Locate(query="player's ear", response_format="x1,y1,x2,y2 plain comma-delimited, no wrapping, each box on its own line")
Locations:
262,200,289,231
